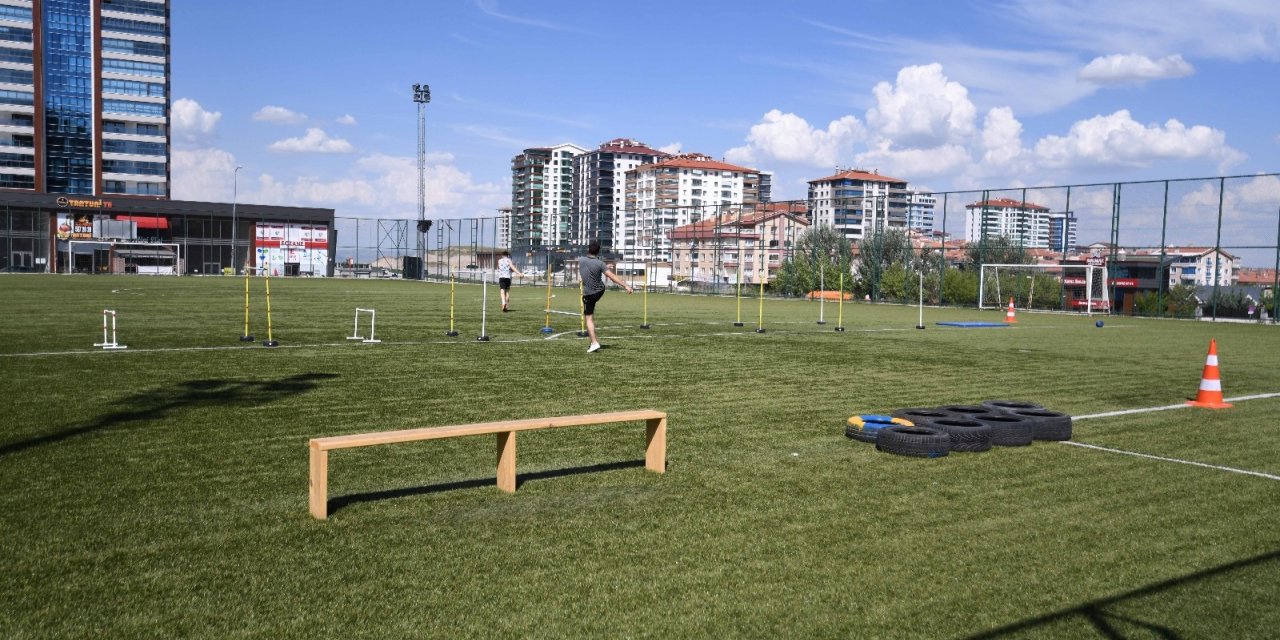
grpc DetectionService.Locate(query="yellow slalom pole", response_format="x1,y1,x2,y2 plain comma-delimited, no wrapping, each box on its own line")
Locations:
541,264,553,334
445,270,459,337
262,272,278,347
835,273,846,332
755,278,766,333
733,266,744,327
239,270,254,341
640,262,651,330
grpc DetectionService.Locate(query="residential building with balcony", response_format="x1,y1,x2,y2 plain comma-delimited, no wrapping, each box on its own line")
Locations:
806,169,909,242
509,142,586,262
906,190,935,232
669,202,808,286
964,198,1052,248
621,153,766,264
571,137,666,258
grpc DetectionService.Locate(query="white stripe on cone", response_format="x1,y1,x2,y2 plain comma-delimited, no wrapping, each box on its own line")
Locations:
1200,379,1222,391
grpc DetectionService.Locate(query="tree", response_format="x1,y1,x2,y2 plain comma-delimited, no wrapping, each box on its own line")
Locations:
773,224,852,297
966,235,1032,267
856,228,916,300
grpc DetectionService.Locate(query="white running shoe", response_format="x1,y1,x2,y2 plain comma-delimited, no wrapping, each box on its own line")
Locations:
587,342,601,353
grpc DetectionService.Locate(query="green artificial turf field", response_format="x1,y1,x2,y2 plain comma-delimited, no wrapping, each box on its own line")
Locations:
2,274,1278,638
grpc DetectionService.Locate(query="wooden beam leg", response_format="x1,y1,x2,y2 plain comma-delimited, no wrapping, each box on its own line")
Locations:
309,445,329,519
496,430,517,493
645,416,666,474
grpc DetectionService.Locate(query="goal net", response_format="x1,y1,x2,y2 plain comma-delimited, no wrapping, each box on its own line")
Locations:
979,263,1109,315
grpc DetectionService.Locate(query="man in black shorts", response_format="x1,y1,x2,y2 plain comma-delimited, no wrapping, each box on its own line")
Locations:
496,250,523,312
579,240,632,352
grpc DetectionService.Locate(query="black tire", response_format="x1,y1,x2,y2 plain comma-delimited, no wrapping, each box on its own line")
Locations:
845,416,906,443
974,414,1035,446
980,399,1045,413
875,426,950,458
926,417,993,452
1008,409,1073,441
891,408,952,424
939,404,1002,419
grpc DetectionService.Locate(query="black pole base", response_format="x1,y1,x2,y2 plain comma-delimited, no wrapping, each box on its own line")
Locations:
575,331,589,337
445,331,459,337
916,325,926,330
755,328,766,333
239,335,255,342
640,324,651,330
477,335,490,342
262,340,279,348
835,327,846,332
733,322,744,327
817,320,827,325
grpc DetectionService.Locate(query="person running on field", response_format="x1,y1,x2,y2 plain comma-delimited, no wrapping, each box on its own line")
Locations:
497,250,523,312
579,240,632,353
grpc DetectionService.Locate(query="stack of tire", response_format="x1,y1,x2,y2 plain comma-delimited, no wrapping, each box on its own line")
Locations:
844,400,1071,458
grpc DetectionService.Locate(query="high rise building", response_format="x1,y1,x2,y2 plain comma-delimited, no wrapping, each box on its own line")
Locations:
0,0,170,197
906,191,935,233
806,169,909,242
964,198,1051,248
509,142,585,261
571,137,666,257
1048,211,1076,253
621,153,765,263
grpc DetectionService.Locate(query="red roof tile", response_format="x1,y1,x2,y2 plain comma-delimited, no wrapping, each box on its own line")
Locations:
808,169,907,184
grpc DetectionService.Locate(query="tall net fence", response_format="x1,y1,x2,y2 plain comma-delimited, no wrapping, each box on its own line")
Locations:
334,174,1280,319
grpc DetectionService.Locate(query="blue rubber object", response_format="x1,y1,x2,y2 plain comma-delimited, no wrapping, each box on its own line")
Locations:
540,326,554,334
1095,320,1104,327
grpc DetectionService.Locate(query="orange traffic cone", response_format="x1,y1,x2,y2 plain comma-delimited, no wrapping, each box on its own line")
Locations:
1004,297,1017,323
1187,339,1232,409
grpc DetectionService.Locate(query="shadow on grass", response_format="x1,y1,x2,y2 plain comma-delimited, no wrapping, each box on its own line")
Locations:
0,372,339,458
963,548,1280,639
328,458,645,516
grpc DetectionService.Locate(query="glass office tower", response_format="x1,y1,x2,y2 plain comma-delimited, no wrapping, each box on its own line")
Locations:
0,0,170,198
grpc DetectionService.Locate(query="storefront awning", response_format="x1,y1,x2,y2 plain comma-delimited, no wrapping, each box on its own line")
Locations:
115,248,174,258
115,215,169,229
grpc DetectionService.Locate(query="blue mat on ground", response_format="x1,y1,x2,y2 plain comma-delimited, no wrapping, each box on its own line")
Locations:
936,321,1010,328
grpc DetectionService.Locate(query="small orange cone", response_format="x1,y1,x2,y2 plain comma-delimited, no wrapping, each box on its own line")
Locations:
1187,339,1232,409
1004,297,1017,323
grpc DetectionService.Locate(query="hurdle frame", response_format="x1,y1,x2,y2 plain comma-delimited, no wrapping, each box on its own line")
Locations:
346,307,381,343
94,309,127,350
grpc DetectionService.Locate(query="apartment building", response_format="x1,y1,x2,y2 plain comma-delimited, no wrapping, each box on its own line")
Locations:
906,191,935,233
509,142,586,258
669,202,808,285
1132,246,1239,287
964,198,1052,248
1047,211,1077,253
570,138,666,258
806,169,909,242
621,153,766,263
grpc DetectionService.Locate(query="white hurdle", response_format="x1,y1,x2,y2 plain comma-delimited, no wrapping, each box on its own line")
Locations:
93,309,127,350
346,308,381,343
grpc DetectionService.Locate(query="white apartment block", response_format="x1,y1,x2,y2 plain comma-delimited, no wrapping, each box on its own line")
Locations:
669,203,809,285
907,191,935,232
622,153,765,263
571,138,667,255
806,170,910,243
964,198,1052,248
1133,247,1239,286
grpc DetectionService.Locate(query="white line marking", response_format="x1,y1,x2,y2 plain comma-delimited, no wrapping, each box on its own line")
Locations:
1074,392,1280,421
1060,441,1280,482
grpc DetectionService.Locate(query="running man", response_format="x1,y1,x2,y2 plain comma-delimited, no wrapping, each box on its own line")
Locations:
497,250,523,312
579,240,632,353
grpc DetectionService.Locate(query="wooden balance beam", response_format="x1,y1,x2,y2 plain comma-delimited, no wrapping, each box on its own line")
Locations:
308,409,667,519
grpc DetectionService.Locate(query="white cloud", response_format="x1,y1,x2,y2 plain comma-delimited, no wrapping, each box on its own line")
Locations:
658,142,682,155
1078,53,1195,84
336,114,358,126
866,63,976,148
267,128,356,154
1003,1,1280,62
253,105,307,125
171,147,238,202
474,0,574,31
170,98,221,147
1033,110,1244,170
724,109,864,167
979,107,1026,169
248,153,506,218
854,142,972,178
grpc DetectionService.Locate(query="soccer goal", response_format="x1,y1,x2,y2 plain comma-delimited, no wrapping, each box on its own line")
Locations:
979,263,1109,315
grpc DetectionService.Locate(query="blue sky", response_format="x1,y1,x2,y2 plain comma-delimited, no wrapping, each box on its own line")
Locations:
169,0,1280,260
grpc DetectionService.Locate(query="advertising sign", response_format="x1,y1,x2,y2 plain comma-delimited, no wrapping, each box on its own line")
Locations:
254,222,329,276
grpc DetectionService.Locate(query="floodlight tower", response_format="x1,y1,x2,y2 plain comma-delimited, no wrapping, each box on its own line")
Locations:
413,83,431,278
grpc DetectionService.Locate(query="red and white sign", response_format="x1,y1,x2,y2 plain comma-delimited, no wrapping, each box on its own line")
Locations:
1109,278,1139,288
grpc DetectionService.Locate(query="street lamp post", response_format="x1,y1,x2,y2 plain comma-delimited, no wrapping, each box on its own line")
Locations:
231,165,242,274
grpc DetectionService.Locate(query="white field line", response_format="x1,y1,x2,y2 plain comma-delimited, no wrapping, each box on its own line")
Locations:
1060,441,1280,482
1065,392,1280,482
